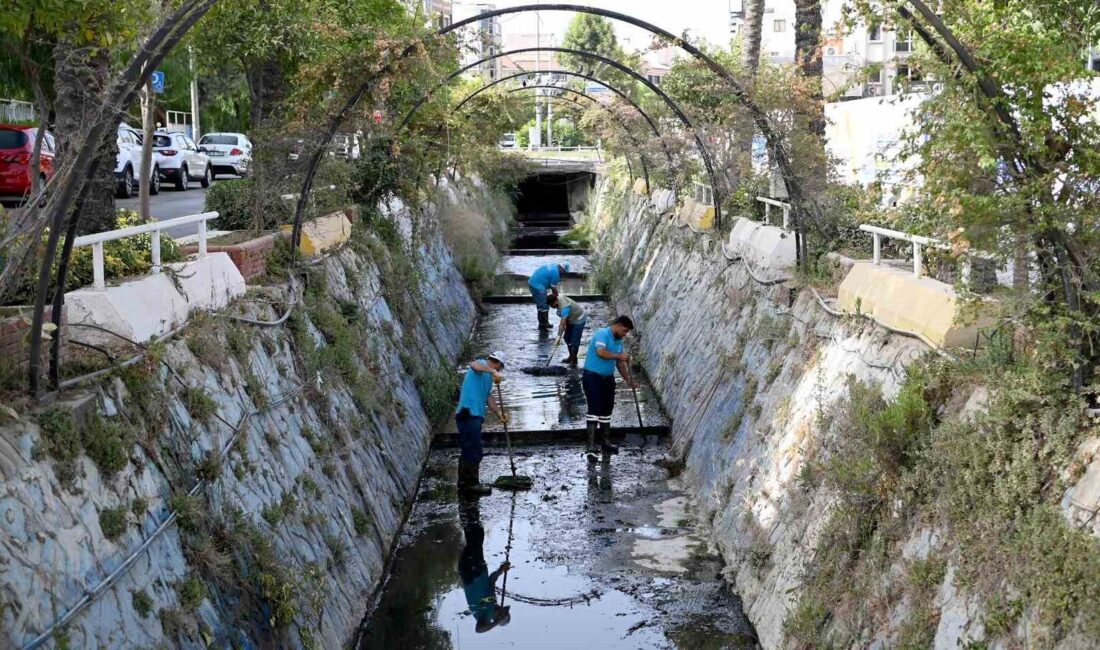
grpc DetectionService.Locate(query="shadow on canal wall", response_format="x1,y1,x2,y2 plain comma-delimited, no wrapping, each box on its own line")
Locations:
0,179,508,649
583,169,942,647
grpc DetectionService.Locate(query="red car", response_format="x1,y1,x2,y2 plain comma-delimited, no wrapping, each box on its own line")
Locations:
0,124,56,205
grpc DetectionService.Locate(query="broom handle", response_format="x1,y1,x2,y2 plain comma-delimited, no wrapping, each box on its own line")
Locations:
631,382,645,430
544,331,563,368
496,383,518,477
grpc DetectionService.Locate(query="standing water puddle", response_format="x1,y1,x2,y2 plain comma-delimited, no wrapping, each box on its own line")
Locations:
356,448,759,649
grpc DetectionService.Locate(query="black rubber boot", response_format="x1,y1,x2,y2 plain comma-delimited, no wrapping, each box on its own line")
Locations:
564,344,579,366
537,310,552,331
458,460,492,496
585,421,599,461
599,422,619,455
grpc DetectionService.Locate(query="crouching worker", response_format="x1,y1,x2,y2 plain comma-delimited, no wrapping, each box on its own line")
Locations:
547,293,587,366
528,263,569,331
455,351,508,495
582,316,637,459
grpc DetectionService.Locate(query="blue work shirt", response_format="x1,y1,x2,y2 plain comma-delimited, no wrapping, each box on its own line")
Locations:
456,360,493,418
528,264,561,292
584,327,623,377
556,295,587,323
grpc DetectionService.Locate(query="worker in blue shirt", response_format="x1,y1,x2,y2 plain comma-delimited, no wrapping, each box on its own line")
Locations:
547,293,587,366
582,316,637,459
528,262,569,331
454,351,508,495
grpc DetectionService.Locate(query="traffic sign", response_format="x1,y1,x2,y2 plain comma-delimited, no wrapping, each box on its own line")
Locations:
151,71,165,94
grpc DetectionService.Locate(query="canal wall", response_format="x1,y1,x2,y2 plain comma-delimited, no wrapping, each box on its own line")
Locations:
0,181,508,649
586,170,971,648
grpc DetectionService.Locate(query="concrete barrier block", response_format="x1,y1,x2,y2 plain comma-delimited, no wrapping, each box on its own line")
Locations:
280,212,353,256
633,178,649,196
727,218,796,270
695,204,715,230
837,262,996,349
653,189,677,214
66,253,245,344
678,197,698,227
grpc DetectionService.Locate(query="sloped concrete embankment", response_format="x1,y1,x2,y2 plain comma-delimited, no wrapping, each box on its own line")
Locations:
0,185,501,649
587,174,930,647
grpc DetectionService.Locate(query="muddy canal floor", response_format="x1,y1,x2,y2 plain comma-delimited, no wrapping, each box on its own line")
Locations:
357,444,759,649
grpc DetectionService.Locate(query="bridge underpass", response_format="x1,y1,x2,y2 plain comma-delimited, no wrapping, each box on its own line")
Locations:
356,170,759,649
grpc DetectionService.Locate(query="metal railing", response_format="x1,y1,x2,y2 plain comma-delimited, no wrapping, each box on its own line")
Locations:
0,98,36,123
860,224,938,279
756,196,791,229
71,212,218,291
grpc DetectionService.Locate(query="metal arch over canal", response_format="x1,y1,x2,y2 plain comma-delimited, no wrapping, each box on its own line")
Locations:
445,69,679,189
395,47,721,223
26,0,1027,397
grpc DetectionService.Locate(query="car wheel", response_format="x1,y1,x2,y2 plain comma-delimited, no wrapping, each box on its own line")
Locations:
175,164,188,191
118,166,135,198
150,166,161,195
200,165,212,188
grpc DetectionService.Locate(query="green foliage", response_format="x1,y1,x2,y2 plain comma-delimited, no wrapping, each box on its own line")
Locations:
131,590,154,619
183,386,218,423
35,407,80,464
205,178,290,232
99,505,128,540
170,494,203,534
195,451,222,482
352,507,372,536
83,414,134,477
177,575,206,611
243,371,268,409
414,362,458,427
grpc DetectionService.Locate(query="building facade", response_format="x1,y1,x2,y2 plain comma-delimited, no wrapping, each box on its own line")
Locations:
407,0,453,28
453,3,502,80
499,33,559,77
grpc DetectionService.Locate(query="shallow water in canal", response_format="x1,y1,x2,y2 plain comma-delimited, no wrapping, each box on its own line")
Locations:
356,447,759,649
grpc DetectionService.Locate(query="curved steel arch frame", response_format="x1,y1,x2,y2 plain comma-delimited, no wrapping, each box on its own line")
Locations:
456,85,649,188
28,0,1019,397
423,68,678,187
390,47,723,227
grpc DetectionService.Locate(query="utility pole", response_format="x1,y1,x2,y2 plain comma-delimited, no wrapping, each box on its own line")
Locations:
189,45,200,140
546,97,553,147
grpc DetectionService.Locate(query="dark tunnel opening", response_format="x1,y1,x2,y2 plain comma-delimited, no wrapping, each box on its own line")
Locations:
512,171,595,249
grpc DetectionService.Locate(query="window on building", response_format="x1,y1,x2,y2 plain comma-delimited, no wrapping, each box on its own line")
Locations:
647,74,662,86
1092,57,1100,72
896,30,912,52
774,19,786,32
869,22,882,41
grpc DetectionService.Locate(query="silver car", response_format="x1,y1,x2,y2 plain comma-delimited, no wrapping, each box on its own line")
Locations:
198,132,252,177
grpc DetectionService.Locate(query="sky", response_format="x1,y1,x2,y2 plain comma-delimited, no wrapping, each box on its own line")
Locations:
455,0,735,53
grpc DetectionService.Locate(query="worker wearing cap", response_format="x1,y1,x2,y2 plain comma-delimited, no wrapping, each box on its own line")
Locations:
528,263,569,331
582,316,637,459
455,351,508,495
547,293,587,366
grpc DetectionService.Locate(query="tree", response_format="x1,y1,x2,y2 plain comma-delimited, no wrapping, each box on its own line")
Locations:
559,14,638,100
794,0,826,191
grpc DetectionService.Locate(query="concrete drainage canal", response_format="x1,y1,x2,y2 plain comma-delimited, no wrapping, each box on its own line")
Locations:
356,171,760,649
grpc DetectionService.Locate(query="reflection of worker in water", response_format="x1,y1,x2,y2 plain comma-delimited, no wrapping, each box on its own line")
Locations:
458,499,512,633
528,262,569,331
547,293,587,366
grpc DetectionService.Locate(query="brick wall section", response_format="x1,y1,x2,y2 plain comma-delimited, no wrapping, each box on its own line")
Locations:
181,231,290,282
0,306,69,383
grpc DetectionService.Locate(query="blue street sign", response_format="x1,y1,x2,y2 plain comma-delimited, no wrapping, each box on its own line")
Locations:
151,71,165,93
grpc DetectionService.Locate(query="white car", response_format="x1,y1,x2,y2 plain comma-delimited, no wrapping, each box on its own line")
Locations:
115,124,160,198
153,131,211,191
198,132,252,177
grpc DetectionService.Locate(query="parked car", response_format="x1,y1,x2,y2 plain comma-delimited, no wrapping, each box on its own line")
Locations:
0,124,55,205
329,133,360,161
197,132,252,177
153,130,211,191
498,132,518,150
115,123,160,198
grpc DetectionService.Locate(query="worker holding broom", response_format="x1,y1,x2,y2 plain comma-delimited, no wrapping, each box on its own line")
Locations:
582,316,637,459
528,262,569,331
455,352,508,496
547,293,587,366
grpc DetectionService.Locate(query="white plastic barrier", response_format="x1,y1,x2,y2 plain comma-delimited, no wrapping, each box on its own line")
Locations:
722,217,797,271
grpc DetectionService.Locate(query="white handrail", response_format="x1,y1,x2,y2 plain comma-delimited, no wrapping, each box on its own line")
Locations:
756,196,791,230
858,223,944,279
72,211,218,291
